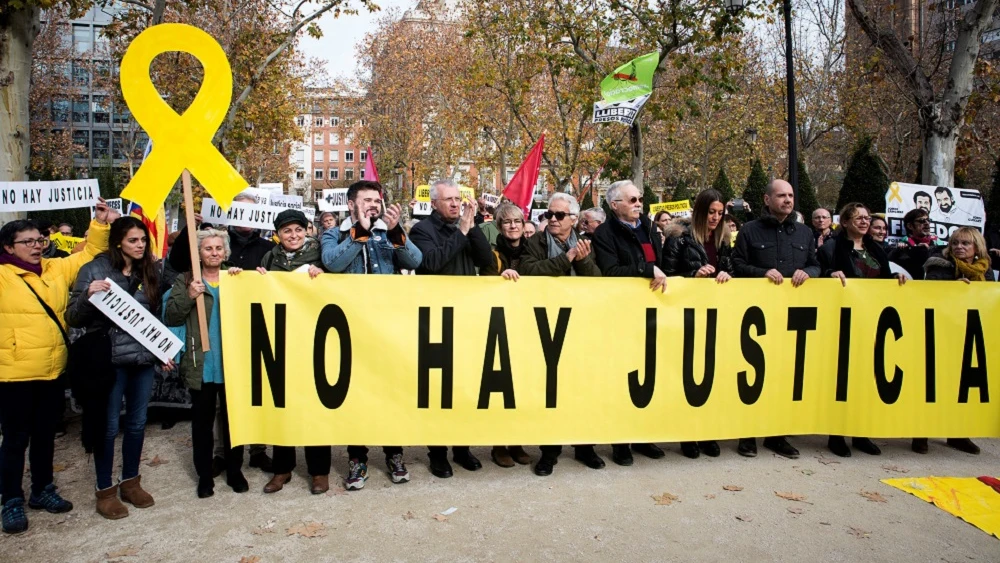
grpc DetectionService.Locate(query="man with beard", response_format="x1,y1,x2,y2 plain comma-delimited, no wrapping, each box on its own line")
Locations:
889,208,937,280
409,179,495,478
731,179,820,460
930,187,965,223
913,191,932,214
322,181,422,489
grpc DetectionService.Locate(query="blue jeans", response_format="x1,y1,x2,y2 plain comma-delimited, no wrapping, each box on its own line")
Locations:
94,366,155,490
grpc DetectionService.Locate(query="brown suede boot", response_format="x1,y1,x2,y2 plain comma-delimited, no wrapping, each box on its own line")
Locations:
491,446,515,468
119,476,155,508
95,485,129,520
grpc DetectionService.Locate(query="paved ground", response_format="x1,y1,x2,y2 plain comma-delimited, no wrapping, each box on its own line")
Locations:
2,420,997,562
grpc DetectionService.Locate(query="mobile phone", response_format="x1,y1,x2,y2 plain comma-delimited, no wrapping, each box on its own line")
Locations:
732,198,745,213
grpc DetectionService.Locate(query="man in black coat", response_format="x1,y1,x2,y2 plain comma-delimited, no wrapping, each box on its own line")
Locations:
591,179,668,467
887,208,935,280
732,179,820,460
408,179,494,478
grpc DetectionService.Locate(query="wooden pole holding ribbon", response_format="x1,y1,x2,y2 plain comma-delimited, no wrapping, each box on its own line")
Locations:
182,170,211,352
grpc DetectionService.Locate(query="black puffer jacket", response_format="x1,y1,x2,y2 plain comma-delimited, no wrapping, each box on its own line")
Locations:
732,213,821,278
410,211,495,276
591,214,664,278
66,253,161,366
662,219,733,277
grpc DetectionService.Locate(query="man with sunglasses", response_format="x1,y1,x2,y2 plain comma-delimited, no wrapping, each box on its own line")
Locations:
409,178,495,478
888,208,938,280
591,180,668,466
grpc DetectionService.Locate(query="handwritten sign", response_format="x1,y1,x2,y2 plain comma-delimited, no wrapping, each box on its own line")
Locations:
90,278,183,364
201,198,282,230
481,193,501,208
0,180,100,212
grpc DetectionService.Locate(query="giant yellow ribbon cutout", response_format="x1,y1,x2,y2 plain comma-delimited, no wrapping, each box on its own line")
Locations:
888,182,903,204
119,24,248,215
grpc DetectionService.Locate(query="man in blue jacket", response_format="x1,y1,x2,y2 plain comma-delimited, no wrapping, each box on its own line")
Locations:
322,181,422,490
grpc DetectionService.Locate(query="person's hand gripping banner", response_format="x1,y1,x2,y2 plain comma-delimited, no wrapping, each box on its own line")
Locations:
119,23,248,215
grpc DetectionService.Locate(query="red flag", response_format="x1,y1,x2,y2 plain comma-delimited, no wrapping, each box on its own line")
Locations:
503,135,544,219
364,146,379,184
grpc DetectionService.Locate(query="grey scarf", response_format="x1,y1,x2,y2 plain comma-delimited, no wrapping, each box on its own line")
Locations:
546,230,579,276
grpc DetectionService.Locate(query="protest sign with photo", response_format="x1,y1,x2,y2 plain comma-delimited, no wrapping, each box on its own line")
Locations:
201,198,283,230
90,278,183,364
885,182,986,244
318,188,348,212
0,179,100,212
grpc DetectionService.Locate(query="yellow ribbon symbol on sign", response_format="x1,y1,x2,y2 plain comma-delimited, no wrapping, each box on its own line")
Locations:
119,24,248,214
888,182,903,204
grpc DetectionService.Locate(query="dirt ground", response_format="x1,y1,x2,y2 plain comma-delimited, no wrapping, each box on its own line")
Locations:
1,419,997,563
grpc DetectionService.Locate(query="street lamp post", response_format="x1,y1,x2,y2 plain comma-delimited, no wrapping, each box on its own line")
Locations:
393,161,406,200
409,162,416,200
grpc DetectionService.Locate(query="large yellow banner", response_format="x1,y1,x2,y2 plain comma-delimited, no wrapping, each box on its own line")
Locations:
220,275,999,446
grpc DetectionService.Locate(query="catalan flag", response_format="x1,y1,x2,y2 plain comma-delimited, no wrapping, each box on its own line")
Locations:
128,139,168,258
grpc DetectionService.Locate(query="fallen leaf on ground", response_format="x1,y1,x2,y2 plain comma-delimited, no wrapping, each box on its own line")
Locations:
787,507,804,515
432,514,449,522
722,485,743,492
847,526,871,538
402,511,415,520
880,464,909,473
800,469,815,476
325,486,347,496
239,557,261,563
860,490,887,503
816,457,840,465
652,492,680,505
145,455,169,467
775,491,810,503
736,515,753,522
704,494,716,500
286,522,327,538
106,546,140,558
52,463,67,472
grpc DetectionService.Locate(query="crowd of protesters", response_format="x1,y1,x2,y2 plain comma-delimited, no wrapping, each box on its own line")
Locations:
1,178,998,535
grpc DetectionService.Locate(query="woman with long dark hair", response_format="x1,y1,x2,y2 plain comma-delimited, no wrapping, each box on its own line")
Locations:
67,216,170,520
662,188,732,459
818,202,905,457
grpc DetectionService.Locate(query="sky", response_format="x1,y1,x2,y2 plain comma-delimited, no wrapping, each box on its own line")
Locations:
298,0,416,81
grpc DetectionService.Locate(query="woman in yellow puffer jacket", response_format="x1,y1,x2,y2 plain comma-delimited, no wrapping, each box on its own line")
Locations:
0,200,117,535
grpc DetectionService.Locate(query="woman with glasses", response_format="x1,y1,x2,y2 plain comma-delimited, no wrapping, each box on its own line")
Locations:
662,189,733,459
480,203,534,468
914,227,994,455
67,217,172,519
0,201,117,534
818,202,905,458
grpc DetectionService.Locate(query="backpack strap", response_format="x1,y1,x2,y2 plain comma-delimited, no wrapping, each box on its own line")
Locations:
20,277,71,348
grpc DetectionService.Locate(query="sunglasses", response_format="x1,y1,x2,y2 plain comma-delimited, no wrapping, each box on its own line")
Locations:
615,196,643,204
543,211,577,221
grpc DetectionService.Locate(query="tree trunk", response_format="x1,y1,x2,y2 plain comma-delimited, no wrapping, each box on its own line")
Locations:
629,122,643,191
0,6,40,223
923,129,957,187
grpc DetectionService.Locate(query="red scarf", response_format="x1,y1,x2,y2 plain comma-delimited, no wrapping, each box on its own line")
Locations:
908,234,936,246
0,252,43,276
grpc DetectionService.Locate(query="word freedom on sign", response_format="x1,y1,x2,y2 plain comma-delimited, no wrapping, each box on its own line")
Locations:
221,275,999,447
0,179,100,212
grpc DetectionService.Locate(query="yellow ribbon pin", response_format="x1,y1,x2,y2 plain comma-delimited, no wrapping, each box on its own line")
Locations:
888,182,902,204
119,24,248,214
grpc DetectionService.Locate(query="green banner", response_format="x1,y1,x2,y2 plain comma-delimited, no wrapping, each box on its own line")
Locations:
599,51,659,103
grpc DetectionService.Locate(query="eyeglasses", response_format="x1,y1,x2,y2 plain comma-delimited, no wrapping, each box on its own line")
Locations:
614,196,643,204
12,238,50,249
543,211,577,221
853,216,872,223
914,218,930,225
500,219,523,226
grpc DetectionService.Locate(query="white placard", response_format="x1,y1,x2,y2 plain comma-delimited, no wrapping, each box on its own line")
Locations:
303,206,316,222
270,193,303,210
481,193,501,208
201,198,282,230
259,183,284,194
885,181,986,244
318,189,348,212
91,198,123,219
241,187,273,206
530,209,546,223
412,201,432,216
0,179,100,212
89,278,183,364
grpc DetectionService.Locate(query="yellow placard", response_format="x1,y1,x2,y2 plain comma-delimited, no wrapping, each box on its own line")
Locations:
415,184,475,202
221,275,1000,447
118,24,248,215
650,200,692,215
49,233,83,253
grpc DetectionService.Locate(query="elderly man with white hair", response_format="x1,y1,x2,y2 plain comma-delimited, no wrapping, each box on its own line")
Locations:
591,179,668,467
578,207,606,239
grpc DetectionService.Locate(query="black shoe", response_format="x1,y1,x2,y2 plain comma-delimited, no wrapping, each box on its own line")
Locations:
197,477,214,499
534,456,556,476
574,447,605,469
428,456,453,478
631,443,665,459
611,445,633,466
211,456,225,478
828,436,851,457
763,437,799,459
699,441,720,457
161,420,176,430
680,441,700,459
453,451,482,471
227,471,249,493
737,438,757,457
852,437,881,456
911,438,928,454
248,452,273,473
946,438,980,455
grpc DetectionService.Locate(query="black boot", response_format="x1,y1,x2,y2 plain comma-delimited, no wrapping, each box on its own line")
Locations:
534,456,557,476
699,441,720,457
852,437,881,456
611,444,633,466
453,449,482,471
946,438,980,455
631,443,665,459
573,446,605,469
680,441,700,459
828,435,851,457
428,455,453,478
737,438,757,457
911,438,929,454
197,477,214,499
763,436,799,459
